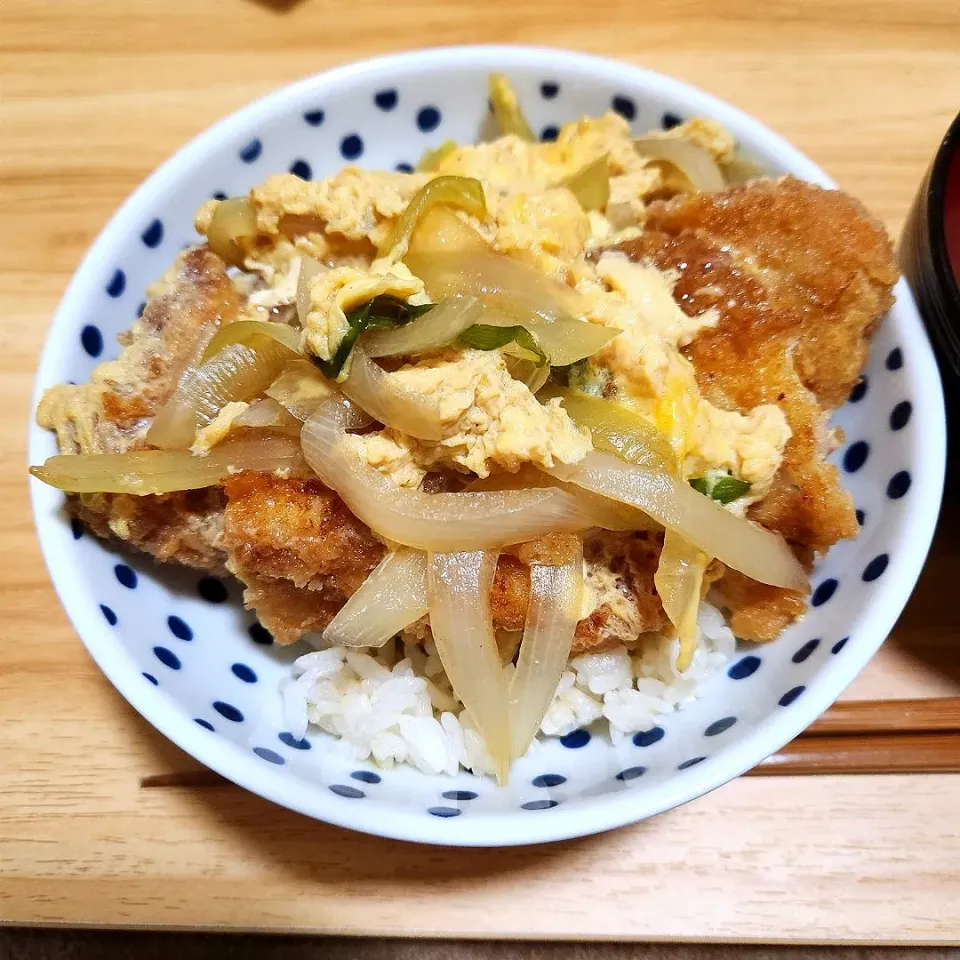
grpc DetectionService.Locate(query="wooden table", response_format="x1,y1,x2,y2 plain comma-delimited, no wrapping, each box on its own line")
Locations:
2,0,960,944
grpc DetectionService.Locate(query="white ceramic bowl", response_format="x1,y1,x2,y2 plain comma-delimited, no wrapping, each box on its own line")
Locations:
29,46,945,846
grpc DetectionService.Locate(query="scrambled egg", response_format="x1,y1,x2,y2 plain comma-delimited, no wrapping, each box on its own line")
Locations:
193,108,790,499
342,349,591,485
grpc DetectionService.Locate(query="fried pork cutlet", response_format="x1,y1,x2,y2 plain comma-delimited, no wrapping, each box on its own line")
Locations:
612,177,898,639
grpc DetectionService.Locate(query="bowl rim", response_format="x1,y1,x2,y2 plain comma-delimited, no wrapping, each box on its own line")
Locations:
28,44,947,847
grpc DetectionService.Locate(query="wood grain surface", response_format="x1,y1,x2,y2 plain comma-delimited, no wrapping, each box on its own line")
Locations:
2,0,960,944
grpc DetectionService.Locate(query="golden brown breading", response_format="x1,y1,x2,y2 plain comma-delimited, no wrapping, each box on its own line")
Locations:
37,247,241,573
613,177,898,640
221,473,386,642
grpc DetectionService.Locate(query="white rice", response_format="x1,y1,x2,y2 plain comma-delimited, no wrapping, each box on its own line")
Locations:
281,602,735,776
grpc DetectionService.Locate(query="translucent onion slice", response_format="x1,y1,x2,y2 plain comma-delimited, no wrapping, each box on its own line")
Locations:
488,73,535,141
147,340,296,450
654,528,709,672
416,138,459,173
509,541,584,759
265,360,334,421
407,205,489,258
206,197,257,267
30,435,306,495
540,386,676,471
428,550,512,782
377,175,487,262
233,398,303,435
323,549,428,648
633,137,726,193
341,347,445,441
406,251,617,365
297,256,327,326
301,399,603,551
200,319,302,362
362,296,484,359
545,450,806,590
563,154,611,212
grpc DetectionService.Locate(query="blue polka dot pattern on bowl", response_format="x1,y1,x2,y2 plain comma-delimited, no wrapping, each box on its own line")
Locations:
849,377,868,402
661,111,683,129
114,564,137,589
194,718,214,731
890,400,911,430
792,638,820,663
611,95,635,120
540,125,559,142
615,766,646,781
442,790,478,801
395,162,414,173
428,806,462,818
143,672,158,686
522,799,559,811
213,701,244,723
239,138,262,163
633,726,665,747
540,81,559,99
856,508,866,526
248,622,273,645
678,756,706,770
254,747,285,765
416,106,441,132
862,554,889,582
340,134,363,160
289,159,312,180
559,728,590,749
231,662,257,683
303,109,325,126
843,441,869,473
350,770,381,784
100,604,117,626
887,471,911,499
141,219,164,248
106,269,125,298
832,637,850,654
70,518,84,540
153,646,181,670
778,686,805,707
167,615,193,641
374,89,398,110
279,732,311,750
81,325,103,358
330,784,365,799
704,717,736,737
532,774,566,788
886,347,903,370
811,579,838,607
727,656,761,680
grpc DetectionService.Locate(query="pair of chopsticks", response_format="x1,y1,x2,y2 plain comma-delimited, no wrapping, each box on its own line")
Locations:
749,697,960,775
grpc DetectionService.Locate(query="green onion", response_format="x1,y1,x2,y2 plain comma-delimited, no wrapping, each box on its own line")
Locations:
311,296,434,379
689,472,751,504
458,324,547,365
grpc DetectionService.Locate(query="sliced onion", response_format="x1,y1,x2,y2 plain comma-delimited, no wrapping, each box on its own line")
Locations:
540,386,676,471
297,256,327,326
406,251,617,365
233,398,303,435
545,451,806,590
377,175,487,262
563,154,611,212
407,205,489,258
147,332,299,449
301,399,606,551
488,73,535,141
30,436,306,495
207,197,257,267
323,549,427,648
341,347,444,440
362,296,484,359
265,360,334,421
429,550,512,782
201,319,302,362
510,541,583,759
654,529,709,672
633,137,726,193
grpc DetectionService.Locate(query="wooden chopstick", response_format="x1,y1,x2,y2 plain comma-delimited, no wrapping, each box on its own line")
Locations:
804,697,960,736
749,732,960,776
139,698,960,788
